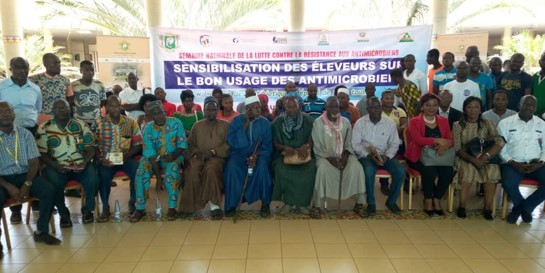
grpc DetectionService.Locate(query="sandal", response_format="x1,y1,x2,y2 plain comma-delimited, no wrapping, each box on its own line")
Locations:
130,210,146,222
310,208,321,219
211,209,224,220
167,209,177,221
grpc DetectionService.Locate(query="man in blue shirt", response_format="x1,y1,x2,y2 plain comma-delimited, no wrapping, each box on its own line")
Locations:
468,57,495,110
433,52,456,94
303,83,325,119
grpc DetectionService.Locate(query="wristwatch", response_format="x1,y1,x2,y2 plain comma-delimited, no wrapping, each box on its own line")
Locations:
24,180,33,187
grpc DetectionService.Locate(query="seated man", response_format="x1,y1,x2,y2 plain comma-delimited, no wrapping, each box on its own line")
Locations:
437,90,463,130
36,99,99,226
95,96,142,221
353,97,405,216
0,102,59,250
272,97,316,214
499,95,545,224
180,97,229,220
311,96,366,217
131,101,187,222
224,95,273,218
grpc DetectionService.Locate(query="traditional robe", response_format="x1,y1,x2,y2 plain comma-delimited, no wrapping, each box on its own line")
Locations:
224,115,273,212
271,113,316,207
180,119,229,212
311,116,366,207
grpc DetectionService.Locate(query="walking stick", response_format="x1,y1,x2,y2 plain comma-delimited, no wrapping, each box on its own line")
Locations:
233,138,262,223
337,163,344,218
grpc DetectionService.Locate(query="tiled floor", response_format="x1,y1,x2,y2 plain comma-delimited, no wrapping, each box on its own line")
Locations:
2,179,545,273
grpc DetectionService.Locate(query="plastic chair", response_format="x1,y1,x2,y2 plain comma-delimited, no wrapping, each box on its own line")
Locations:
501,178,545,219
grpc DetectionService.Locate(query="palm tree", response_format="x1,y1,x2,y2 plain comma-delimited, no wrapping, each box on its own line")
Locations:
40,0,282,36
494,30,545,73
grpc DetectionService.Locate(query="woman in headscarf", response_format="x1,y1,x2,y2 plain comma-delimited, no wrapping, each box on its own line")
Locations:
258,93,273,121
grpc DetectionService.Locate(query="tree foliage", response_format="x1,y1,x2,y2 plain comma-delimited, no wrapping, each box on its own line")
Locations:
494,30,545,73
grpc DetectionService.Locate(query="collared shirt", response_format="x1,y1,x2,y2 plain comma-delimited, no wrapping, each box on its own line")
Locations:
498,114,545,163
0,126,40,176
303,96,326,120
482,108,517,127
71,79,107,123
382,107,407,128
404,68,427,95
36,118,95,165
438,107,450,118
433,67,457,91
142,117,188,159
351,115,400,160
0,78,42,127
95,114,142,157
29,72,73,115
119,87,145,120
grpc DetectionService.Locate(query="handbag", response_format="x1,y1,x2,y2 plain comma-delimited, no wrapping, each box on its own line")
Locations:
465,137,502,164
420,146,455,166
283,150,311,165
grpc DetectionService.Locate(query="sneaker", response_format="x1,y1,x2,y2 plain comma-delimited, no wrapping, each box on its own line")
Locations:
82,210,94,224
260,204,271,218
483,210,494,221
10,211,22,224
386,202,401,215
130,210,146,222
33,231,61,245
128,201,136,215
211,209,224,220
310,208,321,219
456,207,467,219
367,204,377,217
280,204,293,214
380,184,390,196
521,210,533,223
97,206,111,223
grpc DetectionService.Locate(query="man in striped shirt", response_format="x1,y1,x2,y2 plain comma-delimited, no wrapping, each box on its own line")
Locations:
302,83,325,119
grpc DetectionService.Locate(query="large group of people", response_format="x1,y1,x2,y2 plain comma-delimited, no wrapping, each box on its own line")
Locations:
0,47,544,253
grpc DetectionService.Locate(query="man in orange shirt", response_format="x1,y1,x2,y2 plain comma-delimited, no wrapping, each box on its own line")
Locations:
426,49,442,94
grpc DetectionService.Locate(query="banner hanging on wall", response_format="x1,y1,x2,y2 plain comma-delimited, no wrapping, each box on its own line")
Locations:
150,26,432,104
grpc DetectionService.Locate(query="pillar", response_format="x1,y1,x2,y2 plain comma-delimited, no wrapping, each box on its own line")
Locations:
288,0,305,32
146,0,162,89
502,27,512,57
1,0,24,76
431,0,448,48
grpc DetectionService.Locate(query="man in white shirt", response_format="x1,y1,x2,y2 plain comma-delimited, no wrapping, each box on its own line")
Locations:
498,95,545,224
352,97,405,216
403,54,427,95
443,62,480,111
119,72,145,120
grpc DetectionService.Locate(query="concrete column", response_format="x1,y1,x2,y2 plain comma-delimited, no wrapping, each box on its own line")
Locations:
1,0,24,76
431,0,448,48
288,0,305,32
146,0,162,88
502,26,512,57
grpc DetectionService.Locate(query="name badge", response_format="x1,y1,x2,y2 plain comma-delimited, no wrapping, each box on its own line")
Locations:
107,152,124,165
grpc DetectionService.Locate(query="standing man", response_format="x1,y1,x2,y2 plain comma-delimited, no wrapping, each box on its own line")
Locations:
180,97,229,219
36,99,99,225
131,101,187,222
303,83,326,120
532,52,545,117
71,60,107,124
311,97,366,217
119,72,145,120
224,96,273,218
29,53,74,123
274,81,304,118
0,57,43,222
353,97,405,216
0,102,59,247
437,90,463,130
391,68,421,118
498,53,532,111
403,54,428,95
499,95,545,224
356,83,376,117
95,96,142,221
154,87,176,116
433,52,457,94
468,57,495,110
488,57,504,91
336,87,360,127
427,49,442,94
443,62,481,112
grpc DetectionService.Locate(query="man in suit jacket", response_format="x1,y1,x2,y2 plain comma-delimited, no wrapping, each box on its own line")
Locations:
437,90,463,129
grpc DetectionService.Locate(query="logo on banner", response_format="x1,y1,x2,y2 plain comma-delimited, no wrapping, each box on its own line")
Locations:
357,32,369,43
399,32,414,42
119,41,129,51
160,34,179,51
272,36,287,44
232,38,239,44
317,33,329,45
200,35,211,46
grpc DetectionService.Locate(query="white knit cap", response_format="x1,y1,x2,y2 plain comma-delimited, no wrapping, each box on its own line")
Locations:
244,95,260,105
337,88,349,95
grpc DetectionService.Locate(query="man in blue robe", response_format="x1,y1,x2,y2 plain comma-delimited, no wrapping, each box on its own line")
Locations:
224,95,273,218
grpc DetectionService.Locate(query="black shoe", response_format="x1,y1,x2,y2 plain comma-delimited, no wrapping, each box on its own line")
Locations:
31,200,40,212
380,184,390,196
33,231,61,245
130,210,146,222
128,201,136,215
60,217,73,228
353,203,365,218
434,209,445,216
367,204,377,217
310,208,321,219
386,202,401,214
65,189,81,198
260,204,271,218
10,211,22,224
424,210,434,217
211,209,223,220
224,209,236,218
457,207,467,219
82,209,94,224
521,210,533,223
506,204,522,224
483,210,494,221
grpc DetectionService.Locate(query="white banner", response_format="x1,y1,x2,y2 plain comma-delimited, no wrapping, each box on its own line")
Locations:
150,26,432,104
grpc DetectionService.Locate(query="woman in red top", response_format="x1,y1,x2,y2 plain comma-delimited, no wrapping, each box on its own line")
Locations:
405,93,454,216
216,94,239,123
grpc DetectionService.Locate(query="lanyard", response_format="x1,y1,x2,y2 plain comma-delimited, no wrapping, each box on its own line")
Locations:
0,129,19,165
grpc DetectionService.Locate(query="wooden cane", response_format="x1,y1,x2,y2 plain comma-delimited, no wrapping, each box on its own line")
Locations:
233,138,262,223
337,164,344,218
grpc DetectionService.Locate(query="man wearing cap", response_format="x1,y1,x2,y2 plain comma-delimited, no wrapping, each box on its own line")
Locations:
336,86,360,127
130,100,187,222
180,97,229,220
224,95,273,218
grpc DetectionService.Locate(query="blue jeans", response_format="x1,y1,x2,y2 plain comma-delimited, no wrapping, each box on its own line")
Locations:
0,173,55,233
501,164,545,213
359,157,406,206
44,164,99,214
98,158,138,207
